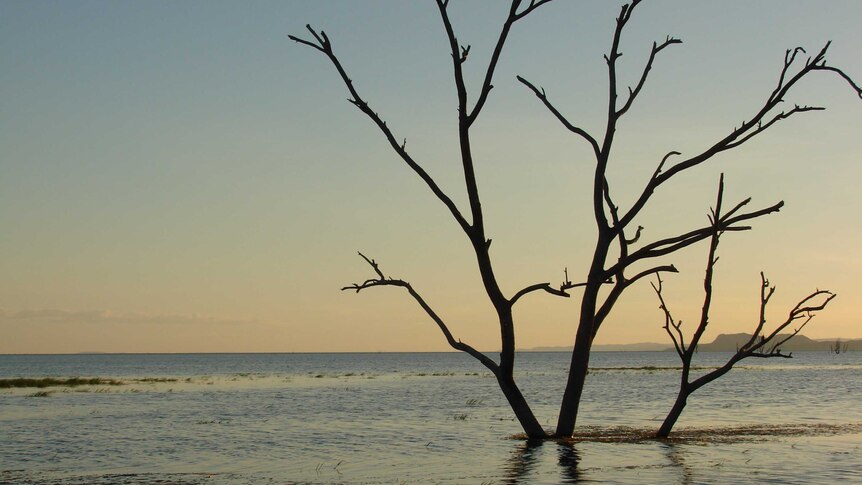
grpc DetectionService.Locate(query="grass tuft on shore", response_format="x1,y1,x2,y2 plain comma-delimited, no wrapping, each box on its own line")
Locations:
134,377,178,383
0,377,125,389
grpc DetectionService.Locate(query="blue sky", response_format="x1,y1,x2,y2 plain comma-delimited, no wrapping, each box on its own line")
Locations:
2,1,860,353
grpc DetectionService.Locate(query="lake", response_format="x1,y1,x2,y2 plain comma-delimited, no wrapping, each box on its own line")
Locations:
1,351,860,483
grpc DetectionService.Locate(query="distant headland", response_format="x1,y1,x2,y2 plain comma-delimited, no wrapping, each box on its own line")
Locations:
527,334,861,352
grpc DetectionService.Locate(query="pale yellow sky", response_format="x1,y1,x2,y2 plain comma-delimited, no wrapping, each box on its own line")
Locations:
2,1,861,353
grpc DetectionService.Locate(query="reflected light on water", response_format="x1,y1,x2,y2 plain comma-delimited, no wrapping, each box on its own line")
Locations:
1,351,860,483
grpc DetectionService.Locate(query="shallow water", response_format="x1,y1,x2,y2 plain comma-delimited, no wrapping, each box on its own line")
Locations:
1,351,860,483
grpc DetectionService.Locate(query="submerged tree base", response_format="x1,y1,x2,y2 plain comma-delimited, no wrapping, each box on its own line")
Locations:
510,422,862,444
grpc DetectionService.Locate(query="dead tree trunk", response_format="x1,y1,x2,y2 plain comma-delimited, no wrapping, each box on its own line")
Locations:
652,176,836,438
555,277,604,437
496,372,544,437
657,388,688,438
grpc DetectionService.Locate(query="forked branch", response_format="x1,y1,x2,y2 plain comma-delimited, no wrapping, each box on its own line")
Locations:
617,35,682,117
652,175,836,393
652,274,686,359
510,282,571,305
593,263,678,338
342,252,499,372
289,25,471,235
737,273,836,357
724,105,824,150
604,198,783,278
620,42,861,230
437,0,554,128
510,267,608,305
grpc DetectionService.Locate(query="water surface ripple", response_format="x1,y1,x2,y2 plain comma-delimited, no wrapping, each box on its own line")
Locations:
1,351,860,483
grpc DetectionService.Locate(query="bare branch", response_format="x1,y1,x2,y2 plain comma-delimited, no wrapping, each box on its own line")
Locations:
287,25,325,52
593,264,677,336
651,275,685,359
617,35,682,117
619,41,860,231
513,0,554,21
510,265,609,306
812,65,862,99
341,253,500,372
510,282,570,305
684,175,727,357
624,225,644,245
628,264,679,287
437,0,555,129
616,151,680,231
719,197,751,222
517,75,601,156
724,105,824,150
603,177,629,261
290,25,471,235
459,44,471,64
435,0,469,121
774,47,805,99
511,264,614,306
561,280,596,292
358,251,384,279
738,273,776,352
745,282,836,355
341,251,406,293
592,0,642,233
466,0,555,127
605,199,783,277
436,0,551,245
602,180,664,336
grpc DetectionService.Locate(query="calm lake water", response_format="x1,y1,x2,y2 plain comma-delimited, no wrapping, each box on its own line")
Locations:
1,351,860,483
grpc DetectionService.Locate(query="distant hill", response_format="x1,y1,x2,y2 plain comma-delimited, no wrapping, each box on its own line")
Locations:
525,335,859,352
695,333,861,352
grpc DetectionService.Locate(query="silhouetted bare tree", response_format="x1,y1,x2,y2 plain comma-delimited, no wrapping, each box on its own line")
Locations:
292,0,561,439
292,0,860,439
651,175,836,438
517,0,859,437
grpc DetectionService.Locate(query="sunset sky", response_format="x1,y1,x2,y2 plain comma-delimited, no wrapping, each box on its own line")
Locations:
2,0,861,354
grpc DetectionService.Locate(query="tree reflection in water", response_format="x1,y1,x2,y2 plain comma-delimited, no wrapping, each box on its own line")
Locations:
557,441,582,483
501,440,541,484
500,439,584,483
661,442,694,485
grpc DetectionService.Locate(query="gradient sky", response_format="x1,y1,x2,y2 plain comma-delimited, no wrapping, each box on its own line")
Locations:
2,1,861,354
